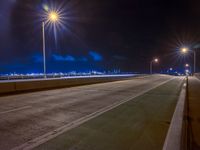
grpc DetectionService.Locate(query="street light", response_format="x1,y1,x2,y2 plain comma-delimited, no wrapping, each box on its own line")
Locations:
42,10,60,78
180,47,196,74
185,64,189,67
48,11,59,22
150,58,159,74
181,47,189,54
185,63,191,75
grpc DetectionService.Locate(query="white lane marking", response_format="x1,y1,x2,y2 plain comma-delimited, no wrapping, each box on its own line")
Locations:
0,106,31,115
11,77,177,150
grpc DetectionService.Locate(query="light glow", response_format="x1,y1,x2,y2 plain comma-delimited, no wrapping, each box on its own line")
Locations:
154,58,158,62
185,64,189,67
181,47,189,54
48,11,59,22
42,4,67,27
41,3,68,45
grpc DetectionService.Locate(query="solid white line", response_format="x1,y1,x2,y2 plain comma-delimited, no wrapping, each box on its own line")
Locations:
0,106,31,115
11,77,175,150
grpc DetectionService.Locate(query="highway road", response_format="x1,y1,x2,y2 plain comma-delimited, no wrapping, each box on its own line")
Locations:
0,75,178,150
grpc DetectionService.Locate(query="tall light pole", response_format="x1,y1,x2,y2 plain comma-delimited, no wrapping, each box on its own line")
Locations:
150,58,159,74
181,47,196,74
42,22,46,78
42,11,60,78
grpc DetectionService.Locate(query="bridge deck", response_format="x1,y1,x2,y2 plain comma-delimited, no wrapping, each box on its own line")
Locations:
33,77,183,150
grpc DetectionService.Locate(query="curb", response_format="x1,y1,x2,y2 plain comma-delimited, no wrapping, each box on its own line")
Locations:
163,78,187,150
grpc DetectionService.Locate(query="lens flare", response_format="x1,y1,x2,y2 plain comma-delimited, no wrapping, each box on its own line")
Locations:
39,1,81,47
48,11,59,22
154,58,158,62
40,2,69,46
41,2,69,29
181,47,189,54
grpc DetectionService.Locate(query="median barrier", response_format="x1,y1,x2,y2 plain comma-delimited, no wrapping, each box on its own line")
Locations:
163,77,187,150
0,75,136,95
0,82,16,94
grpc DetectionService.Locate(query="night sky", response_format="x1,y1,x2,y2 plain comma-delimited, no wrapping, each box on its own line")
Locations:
0,0,200,74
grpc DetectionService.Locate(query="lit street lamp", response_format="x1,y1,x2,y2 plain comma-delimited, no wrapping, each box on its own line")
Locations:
42,11,60,78
185,63,191,74
150,58,159,74
185,63,189,67
181,47,189,54
180,47,196,74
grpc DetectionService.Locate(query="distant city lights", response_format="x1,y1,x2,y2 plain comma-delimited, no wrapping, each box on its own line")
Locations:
0,71,136,81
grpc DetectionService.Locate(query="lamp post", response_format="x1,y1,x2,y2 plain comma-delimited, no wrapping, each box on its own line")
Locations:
42,11,60,78
150,58,158,74
185,64,191,75
181,47,196,74
42,22,46,78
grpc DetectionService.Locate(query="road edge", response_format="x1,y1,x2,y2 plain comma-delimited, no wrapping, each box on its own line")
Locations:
162,77,187,150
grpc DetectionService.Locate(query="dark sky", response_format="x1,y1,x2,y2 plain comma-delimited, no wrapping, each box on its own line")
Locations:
0,0,200,74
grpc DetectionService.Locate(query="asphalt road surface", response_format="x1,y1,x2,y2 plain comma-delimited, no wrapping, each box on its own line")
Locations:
0,75,179,150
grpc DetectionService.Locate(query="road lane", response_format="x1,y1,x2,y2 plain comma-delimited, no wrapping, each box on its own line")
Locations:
33,77,184,150
0,75,173,150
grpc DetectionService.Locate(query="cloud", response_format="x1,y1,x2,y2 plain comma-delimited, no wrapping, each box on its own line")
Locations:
89,51,103,61
52,52,102,63
53,54,75,62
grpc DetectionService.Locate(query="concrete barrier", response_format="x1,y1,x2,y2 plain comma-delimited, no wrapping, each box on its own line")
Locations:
0,75,136,95
0,82,16,93
163,78,187,150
